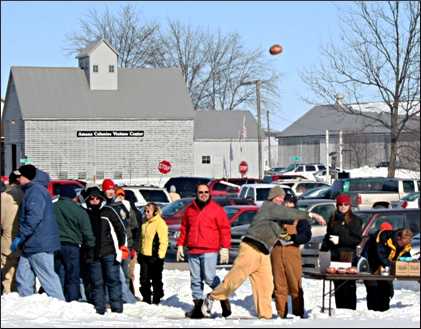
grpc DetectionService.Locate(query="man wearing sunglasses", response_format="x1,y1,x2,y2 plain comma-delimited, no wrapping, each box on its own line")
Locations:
176,184,231,319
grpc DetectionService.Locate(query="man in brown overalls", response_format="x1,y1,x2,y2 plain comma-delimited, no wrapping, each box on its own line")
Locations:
270,194,312,318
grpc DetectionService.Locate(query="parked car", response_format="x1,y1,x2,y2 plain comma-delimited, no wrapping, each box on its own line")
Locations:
208,179,241,197
299,186,332,199
161,196,254,226
313,168,346,182
123,185,172,208
48,179,85,198
167,204,259,258
278,163,326,181
274,179,329,197
224,177,262,186
238,183,294,207
390,192,420,209
263,174,308,183
301,208,420,269
298,201,337,239
163,176,211,198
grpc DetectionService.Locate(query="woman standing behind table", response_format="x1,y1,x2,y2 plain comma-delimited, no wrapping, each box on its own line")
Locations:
139,202,168,305
320,193,362,310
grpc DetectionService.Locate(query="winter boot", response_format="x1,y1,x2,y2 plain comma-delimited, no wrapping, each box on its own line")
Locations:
201,293,214,316
220,299,232,318
185,299,204,319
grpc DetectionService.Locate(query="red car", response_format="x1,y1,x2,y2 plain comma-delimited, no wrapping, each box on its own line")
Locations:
48,179,86,198
161,196,254,226
224,205,259,227
208,179,241,197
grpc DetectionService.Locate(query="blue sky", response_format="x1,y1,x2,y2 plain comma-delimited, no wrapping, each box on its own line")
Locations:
1,1,345,131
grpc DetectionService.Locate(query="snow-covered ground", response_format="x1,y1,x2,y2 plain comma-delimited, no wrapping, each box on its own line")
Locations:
348,166,420,180
1,268,420,328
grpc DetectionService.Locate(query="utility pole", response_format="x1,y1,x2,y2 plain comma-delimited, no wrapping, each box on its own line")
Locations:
256,80,262,180
326,130,330,184
339,130,343,172
239,79,266,180
267,110,272,169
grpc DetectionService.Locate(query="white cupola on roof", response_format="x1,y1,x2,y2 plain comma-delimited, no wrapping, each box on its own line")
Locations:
76,39,119,90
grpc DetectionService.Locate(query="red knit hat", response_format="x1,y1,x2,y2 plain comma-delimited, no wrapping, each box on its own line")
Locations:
380,222,393,231
336,193,351,206
102,178,115,192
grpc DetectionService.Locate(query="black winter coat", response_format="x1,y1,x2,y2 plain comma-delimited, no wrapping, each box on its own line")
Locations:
320,211,362,261
84,204,126,259
364,230,412,272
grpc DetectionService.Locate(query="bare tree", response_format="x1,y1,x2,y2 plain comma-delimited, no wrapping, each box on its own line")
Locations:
65,4,160,68
302,1,420,177
66,10,280,114
150,20,280,112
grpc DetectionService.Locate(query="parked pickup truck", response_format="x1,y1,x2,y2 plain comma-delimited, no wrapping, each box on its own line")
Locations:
328,177,420,210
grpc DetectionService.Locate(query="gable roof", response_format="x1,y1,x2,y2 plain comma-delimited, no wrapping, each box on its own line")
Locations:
76,39,119,58
10,66,194,120
279,105,419,137
194,110,258,139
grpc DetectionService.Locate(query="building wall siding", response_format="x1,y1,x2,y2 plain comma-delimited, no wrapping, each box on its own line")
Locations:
194,140,259,178
3,79,25,173
25,120,193,179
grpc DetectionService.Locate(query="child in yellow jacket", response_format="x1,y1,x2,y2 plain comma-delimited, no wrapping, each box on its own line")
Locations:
139,202,168,304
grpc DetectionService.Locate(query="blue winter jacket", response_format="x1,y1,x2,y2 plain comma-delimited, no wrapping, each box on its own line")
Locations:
18,169,61,254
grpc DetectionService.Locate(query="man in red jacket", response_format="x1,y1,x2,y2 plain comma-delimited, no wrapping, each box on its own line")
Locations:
176,183,231,319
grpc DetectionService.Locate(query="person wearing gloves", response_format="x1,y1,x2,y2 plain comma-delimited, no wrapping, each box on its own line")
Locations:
320,193,362,310
176,183,231,319
12,165,65,300
364,228,413,311
271,194,313,318
81,186,126,314
202,186,323,320
139,202,168,305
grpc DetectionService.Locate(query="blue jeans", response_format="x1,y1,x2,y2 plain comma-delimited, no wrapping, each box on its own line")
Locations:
188,252,220,300
54,243,81,302
16,252,65,301
89,254,122,314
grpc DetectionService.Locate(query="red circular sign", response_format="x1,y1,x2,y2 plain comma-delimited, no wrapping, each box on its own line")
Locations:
239,161,248,174
158,160,171,174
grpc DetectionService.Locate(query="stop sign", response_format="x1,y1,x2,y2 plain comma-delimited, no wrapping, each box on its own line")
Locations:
239,161,248,175
158,160,171,174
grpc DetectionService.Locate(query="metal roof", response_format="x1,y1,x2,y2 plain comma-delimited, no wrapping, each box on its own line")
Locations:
194,110,258,140
10,66,194,120
279,105,419,137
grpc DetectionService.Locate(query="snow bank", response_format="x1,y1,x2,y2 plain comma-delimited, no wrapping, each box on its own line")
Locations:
1,269,419,328
348,166,420,180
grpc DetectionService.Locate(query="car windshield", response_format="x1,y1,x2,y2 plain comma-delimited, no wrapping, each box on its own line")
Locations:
402,192,420,202
256,188,271,201
284,164,298,172
53,183,82,196
161,199,191,218
366,214,406,235
139,190,169,203
301,186,330,198
224,207,241,220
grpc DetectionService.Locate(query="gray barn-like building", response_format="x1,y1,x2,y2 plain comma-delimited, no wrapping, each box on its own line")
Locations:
3,39,195,180
277,105,419,170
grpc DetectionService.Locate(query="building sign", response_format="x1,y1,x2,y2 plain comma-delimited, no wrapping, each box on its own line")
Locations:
77,130,144,137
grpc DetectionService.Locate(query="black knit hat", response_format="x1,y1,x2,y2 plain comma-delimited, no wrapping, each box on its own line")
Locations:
14,164,37,181
83,186,105,201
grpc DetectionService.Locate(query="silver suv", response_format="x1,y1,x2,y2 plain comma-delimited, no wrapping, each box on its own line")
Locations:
280,163,326,181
